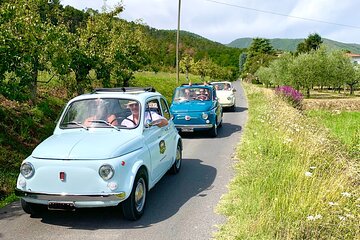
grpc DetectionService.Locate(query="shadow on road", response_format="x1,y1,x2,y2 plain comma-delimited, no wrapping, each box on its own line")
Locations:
222,106,248,113
180,122,242,139
1,158,216,230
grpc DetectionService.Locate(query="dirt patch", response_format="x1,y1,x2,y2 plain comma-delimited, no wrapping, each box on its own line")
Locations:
303,98,360,111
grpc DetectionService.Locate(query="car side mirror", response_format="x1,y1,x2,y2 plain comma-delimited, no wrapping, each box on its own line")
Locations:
144,119,152,128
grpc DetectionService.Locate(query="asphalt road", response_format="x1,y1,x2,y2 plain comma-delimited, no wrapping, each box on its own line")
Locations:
0,81,248,240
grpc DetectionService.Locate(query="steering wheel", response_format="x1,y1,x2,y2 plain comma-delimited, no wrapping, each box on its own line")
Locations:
196,95,207,100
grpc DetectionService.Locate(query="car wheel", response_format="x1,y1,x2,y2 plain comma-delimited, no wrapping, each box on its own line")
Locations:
170,143,182,174
21,199,45,216
122,169,147,220
209,123,218,137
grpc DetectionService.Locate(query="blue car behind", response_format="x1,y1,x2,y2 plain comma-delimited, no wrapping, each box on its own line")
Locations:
170,84,223,137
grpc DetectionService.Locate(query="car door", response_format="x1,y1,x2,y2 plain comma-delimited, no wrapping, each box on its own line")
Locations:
143,98,172,183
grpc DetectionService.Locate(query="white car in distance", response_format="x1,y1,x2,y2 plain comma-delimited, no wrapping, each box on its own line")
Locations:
211,81,236,111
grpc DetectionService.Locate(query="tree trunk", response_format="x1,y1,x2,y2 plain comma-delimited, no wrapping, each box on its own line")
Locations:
30,55,39,105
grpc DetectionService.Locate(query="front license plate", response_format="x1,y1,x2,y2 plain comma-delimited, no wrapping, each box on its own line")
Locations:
48,201,75,211
181,128,194,132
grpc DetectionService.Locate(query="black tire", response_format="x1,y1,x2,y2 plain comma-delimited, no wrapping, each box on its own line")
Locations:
122,169,147,221
209,123,218,137
21,199,45,216
169,143,182,174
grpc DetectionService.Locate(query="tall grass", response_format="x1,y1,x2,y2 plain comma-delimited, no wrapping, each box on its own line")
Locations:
215,83,359,239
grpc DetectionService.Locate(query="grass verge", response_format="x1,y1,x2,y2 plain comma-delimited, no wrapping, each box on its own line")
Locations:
215,83,359,239
306,110,359,159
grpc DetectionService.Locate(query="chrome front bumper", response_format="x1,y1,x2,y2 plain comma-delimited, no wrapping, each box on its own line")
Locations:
174,124,213,129
15,188,126,207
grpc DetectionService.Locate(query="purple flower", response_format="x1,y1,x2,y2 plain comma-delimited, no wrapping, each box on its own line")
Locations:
275,86,303,109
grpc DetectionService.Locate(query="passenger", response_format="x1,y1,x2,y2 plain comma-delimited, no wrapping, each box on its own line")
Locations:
183,88,192,100
121,101,168,128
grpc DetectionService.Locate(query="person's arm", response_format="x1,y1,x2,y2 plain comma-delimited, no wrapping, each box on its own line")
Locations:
149,112,168,127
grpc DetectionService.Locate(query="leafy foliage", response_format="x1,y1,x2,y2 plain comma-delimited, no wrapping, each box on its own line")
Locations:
255,45,358,97
296,33,323,54
242,38,276,80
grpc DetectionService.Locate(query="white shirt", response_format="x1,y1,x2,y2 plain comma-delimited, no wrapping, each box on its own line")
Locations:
121,111,163,128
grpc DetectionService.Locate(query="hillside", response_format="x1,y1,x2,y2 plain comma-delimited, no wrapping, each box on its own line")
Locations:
143,27,245,70
227,37,360,53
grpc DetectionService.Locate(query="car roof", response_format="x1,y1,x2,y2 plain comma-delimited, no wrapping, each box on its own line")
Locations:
68,87,163,103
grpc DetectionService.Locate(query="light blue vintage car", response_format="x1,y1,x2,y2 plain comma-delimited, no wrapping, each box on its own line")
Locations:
170,84,223,137
15,87,182,220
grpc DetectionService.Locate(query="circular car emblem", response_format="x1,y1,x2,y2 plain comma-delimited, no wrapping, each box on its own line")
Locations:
159,140,166,154
185,115,191,121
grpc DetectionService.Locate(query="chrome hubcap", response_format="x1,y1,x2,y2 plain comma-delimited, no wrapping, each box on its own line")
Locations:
135,178,146,212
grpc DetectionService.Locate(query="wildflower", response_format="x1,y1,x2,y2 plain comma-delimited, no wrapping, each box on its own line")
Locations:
345,214,354,219
309,166,316,170
274,86,303,109
307,214,322,221
341,192,351,197
305,172,313,177
338,215,346,221
307,215,316,221
328,202,339,206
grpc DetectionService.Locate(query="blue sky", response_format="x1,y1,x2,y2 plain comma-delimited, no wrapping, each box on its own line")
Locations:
60,0,360,45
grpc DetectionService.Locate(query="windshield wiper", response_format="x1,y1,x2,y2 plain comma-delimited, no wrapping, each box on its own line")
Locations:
63,121,89,130
88,120,120,131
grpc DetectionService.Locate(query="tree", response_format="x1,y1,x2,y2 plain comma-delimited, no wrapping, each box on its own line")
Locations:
0,0,64,104
255,66,274,88
328,52,357,94
296,33,323,54
180,54,195,83
193,58,212,81
243,38,275,79
352,65,360,95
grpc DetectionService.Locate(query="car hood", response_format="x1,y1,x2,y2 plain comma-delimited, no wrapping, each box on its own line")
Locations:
171,101,213,113
32,131,141,160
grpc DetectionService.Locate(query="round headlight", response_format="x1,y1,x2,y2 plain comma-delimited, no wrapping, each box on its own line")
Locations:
20,162,35,178
99,164,114,180
202,113,209,120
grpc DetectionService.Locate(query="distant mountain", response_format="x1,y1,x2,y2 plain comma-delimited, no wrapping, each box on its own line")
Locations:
227,38,360,53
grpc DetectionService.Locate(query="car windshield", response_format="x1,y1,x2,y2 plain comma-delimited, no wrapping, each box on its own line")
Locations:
59,98,141,129
212,83,231,91
173,87,212,102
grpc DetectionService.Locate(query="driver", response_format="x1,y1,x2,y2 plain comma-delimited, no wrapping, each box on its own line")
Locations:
197,88,209,100
84,99,117,126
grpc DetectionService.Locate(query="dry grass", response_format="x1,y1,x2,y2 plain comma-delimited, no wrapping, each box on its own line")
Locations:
303,98,360,111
